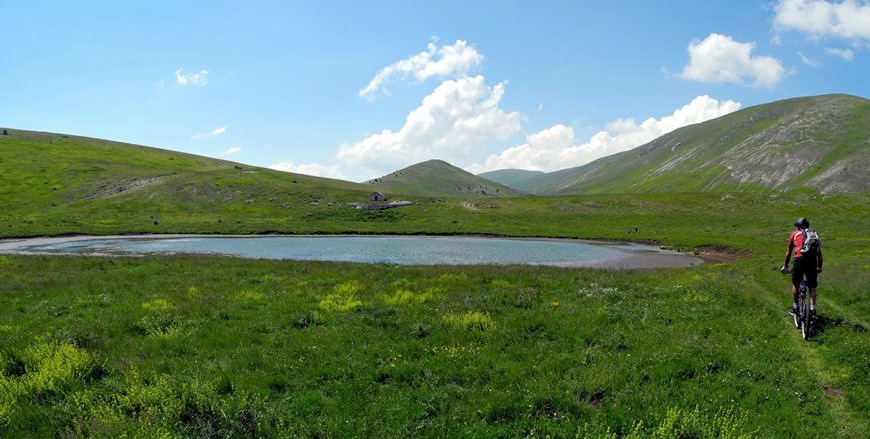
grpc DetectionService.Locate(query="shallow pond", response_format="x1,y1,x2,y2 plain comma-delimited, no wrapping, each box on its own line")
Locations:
0,235,704,268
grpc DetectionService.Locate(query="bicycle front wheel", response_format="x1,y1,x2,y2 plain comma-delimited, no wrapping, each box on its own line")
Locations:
801,295,811,340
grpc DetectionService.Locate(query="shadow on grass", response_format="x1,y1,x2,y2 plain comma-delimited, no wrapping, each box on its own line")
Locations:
810,314,866,340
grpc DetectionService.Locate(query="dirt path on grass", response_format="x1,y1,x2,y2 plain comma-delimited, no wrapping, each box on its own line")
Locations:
750,276,869,438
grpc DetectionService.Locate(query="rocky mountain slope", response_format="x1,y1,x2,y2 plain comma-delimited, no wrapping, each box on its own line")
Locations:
482,94,870,195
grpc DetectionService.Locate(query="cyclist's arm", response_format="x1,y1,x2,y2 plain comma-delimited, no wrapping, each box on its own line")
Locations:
817,246,823,272
784,237,794,268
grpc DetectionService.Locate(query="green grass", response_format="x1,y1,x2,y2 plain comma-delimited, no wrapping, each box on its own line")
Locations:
0,128,868,437
1,191,868,437
0,254,866,437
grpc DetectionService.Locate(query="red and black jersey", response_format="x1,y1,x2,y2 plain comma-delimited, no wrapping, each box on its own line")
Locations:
788,230,806,259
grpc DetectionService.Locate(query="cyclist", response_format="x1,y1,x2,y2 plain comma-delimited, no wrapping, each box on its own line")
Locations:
781,217,823,317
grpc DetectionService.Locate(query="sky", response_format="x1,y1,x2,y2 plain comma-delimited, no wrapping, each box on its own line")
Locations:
2,0,869,182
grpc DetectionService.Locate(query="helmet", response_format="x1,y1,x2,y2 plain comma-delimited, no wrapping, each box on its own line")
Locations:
794,217,809,229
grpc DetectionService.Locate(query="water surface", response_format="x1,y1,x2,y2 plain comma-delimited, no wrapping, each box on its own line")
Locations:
0,235,702,268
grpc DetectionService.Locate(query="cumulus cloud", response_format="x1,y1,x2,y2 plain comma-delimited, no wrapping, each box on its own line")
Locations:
775,0,870,42
826,46,856,60
339,75,522,180
269,161,347,180
223,146,242,156
679,33,785,87
175,68,209,86
466,95,742,174
359,39,483,98
191,126,227,141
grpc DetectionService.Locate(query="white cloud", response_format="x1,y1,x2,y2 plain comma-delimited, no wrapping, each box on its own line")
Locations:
466,95,742,174
175,68,209,87
269,161,347,180
679,33,785,87
359,39,483,98
340,75,522,180
826,46,856,60
223,146,242,156
775,0,870,42
798,51,821,65
191,126,227,141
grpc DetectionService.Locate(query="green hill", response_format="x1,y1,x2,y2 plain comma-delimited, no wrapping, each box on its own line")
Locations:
0,129,868,437
365,159,525,198
477,169,544,188
487,94,870,195
0,129,379,237
481,166,580,194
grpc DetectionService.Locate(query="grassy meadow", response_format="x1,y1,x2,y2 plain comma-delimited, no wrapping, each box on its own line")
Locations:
1,191,868,437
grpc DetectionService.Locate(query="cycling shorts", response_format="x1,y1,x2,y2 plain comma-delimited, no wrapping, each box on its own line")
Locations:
791,256,819,289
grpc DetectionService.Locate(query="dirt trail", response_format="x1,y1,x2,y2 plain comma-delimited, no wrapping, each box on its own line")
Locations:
750,276,868,438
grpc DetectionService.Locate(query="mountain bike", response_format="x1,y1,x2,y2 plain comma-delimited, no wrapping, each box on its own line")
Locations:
793,280,813,340
781,268,813,340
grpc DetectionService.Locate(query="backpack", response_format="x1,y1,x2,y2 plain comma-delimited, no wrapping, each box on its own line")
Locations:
800,229,821,256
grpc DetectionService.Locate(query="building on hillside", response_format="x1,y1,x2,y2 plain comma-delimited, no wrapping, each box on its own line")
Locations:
369,192,387,202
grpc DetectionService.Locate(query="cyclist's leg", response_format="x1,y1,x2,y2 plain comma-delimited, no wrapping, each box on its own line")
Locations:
791,261,802,307
805,265,819,308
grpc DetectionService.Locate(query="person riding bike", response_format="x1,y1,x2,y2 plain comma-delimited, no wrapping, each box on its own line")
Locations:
781,217,823,317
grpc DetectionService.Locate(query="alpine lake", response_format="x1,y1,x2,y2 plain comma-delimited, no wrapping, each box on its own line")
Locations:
0,235,703,268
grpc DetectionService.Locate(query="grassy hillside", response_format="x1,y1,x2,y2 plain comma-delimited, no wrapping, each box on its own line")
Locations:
485,165,585,194
0,129,392,237
1,192,868,437
0,126,868,437
365,159,525,199
491,94,870,195
478,169,544,188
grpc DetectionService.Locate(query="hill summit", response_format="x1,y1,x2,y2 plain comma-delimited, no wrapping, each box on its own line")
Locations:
365,159,524,198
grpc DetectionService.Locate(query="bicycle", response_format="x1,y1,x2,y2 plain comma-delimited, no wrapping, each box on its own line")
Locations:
782,267,813,340
793,280,813,340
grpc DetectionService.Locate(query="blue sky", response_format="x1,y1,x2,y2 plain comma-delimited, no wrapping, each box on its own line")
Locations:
2,1,869,181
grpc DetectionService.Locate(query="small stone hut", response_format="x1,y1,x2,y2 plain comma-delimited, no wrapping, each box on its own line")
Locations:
369,192,387,202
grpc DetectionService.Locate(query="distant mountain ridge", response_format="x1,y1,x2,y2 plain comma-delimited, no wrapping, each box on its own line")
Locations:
365,159,524,198
477,169,544,188
480,94,870,195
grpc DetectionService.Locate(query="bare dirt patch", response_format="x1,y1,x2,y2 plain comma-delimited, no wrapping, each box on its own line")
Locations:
823,386,845,398
83,175,167,200
695,245,748,263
